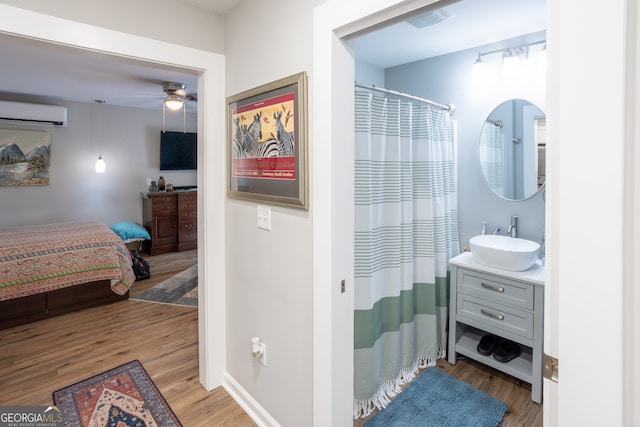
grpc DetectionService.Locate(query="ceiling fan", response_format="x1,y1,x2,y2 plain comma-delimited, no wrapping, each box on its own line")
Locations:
161,81,197,111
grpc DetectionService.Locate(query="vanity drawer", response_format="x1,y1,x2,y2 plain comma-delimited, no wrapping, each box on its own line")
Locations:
456,293,534,340
458,270,534,310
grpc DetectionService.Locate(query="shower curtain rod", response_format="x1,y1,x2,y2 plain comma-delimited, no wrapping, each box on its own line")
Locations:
355,82,454,113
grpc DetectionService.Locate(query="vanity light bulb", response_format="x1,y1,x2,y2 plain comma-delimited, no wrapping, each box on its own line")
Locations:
537,47,547,76
502,54,520,78
473,59,488,81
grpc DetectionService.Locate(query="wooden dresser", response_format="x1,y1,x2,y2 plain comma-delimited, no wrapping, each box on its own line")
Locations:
142,190,197,255
177,191,197,251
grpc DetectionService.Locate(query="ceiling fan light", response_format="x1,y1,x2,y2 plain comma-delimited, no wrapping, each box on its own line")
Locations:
164,95,184,111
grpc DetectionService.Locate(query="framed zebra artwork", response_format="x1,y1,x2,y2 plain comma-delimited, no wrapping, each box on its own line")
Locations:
227,71,308,209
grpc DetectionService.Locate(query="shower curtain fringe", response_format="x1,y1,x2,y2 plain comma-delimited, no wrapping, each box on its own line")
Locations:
353,348,447,420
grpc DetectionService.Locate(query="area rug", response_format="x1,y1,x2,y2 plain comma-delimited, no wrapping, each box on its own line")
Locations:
364,367,507,427
131,264,197,307
53,360,182,427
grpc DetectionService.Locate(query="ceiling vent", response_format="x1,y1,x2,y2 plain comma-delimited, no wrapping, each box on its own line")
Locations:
407,8,454,29
0,100,67,127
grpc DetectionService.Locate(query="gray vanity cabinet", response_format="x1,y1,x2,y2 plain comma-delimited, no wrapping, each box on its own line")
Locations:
448,251,544,403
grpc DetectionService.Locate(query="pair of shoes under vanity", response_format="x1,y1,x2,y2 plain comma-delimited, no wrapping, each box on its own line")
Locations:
477,333,522,363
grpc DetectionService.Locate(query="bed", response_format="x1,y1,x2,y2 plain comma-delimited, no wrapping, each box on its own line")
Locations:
0,221,135,330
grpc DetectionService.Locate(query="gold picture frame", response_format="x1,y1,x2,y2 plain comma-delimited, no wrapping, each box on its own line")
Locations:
227,72,308,209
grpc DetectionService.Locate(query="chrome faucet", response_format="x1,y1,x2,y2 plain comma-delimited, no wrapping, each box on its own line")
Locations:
507,216,518,238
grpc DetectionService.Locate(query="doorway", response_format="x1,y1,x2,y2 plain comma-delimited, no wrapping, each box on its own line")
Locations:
0,4,227,391
313,0,550,425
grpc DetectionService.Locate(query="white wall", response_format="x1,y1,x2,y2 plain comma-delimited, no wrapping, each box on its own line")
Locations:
223,1,324,425
384,32,546,246
0,0,225,54
355,61,385,87
0,97,196,228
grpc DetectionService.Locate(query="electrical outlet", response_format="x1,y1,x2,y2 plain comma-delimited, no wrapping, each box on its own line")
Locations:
146,178,152,186
258,343,267,366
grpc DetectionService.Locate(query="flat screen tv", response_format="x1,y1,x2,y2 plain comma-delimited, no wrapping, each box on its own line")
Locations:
160,131,197,170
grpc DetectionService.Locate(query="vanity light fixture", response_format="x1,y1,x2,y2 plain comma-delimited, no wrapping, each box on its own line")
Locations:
472,40,546,77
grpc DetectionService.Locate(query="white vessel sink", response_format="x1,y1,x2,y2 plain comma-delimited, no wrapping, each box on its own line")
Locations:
469,235,540,271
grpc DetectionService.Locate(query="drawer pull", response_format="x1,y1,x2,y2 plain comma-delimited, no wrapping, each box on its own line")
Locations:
480,308,504,321
481,282,504,293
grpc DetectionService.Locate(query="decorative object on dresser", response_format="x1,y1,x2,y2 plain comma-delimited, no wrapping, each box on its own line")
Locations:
142,189,197,255
0,221,134,330
448,251,545,403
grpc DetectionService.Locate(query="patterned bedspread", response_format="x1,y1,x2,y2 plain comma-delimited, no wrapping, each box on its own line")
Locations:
0,221,135,301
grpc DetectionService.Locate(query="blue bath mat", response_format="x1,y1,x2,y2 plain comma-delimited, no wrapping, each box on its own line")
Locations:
364,367,507,427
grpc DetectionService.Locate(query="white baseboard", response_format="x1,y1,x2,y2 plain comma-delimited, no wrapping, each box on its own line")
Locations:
223,372,281,427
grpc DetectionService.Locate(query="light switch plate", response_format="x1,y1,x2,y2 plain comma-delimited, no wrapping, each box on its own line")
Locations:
257,205,271,231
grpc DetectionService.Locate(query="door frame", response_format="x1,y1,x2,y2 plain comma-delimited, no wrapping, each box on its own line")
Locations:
0,4,228,391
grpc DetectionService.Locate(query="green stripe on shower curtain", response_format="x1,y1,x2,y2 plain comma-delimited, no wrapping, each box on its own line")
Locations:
354,277,449,348
353,90,460,419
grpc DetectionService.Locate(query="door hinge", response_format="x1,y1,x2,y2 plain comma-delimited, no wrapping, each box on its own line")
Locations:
544,353,559,383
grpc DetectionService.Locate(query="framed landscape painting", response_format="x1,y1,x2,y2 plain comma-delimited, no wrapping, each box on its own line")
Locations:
227,72,308,209
0,128,51,186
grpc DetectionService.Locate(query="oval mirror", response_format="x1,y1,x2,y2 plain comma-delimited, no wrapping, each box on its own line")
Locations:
478,99,546,200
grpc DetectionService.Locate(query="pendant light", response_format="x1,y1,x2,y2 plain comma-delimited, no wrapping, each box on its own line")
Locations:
94,99,106,173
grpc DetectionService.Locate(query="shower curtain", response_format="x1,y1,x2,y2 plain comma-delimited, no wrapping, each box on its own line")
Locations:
353,90,460,418
479,121,505,196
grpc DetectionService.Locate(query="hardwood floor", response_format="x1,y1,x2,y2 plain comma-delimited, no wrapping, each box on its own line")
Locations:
0,249,255,427
0,249,541,426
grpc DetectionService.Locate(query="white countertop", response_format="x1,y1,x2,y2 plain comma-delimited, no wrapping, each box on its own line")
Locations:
450,251,545,286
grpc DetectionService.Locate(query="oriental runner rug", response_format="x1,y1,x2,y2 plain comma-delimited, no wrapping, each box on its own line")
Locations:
53,360,182,427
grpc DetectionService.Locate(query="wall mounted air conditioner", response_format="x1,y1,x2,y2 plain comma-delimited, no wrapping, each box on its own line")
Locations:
0,100,67,127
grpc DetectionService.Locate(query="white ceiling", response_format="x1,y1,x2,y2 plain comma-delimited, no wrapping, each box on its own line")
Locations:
0,0,545,111
354,0,546,69
177,0,244,14
0,32,201,111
